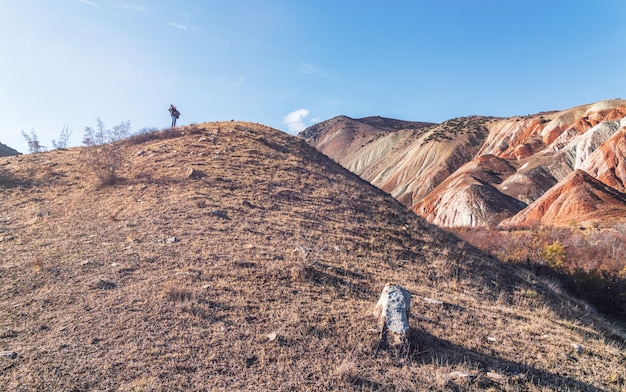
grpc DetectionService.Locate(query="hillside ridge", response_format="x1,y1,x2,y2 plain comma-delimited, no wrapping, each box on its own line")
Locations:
1,122,624,391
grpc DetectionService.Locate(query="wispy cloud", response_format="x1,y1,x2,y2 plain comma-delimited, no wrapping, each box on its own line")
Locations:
283,109,311,134
78,0,101,7
299,63,329,78
168,22,188,30
117,3,145,11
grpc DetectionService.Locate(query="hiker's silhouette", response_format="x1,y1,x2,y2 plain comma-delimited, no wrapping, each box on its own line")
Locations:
169,104,180,128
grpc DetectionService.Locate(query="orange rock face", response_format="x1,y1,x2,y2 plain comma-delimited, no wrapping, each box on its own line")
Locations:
301,100,626,227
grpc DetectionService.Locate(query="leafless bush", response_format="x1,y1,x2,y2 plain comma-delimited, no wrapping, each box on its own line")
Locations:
82,118,131,186
51,125,72,149
21,129,46,154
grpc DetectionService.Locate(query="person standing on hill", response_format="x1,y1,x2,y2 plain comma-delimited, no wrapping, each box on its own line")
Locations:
169,104,180,128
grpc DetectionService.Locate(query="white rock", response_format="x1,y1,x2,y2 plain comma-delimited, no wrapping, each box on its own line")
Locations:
0,351,17,359
373,284,411,335
449,371,475,381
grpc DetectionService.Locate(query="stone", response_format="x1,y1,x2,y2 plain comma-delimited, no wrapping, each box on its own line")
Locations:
166,237,179,244
486,371,505,381
0,351,18,359
449,371,476,381
211,210,230,220
373,284,411,354
94,278,117,290
374,284,411,335
186,167,205,179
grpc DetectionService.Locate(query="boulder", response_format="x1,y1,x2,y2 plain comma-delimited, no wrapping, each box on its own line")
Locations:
373,284,411,353
186,167,206,179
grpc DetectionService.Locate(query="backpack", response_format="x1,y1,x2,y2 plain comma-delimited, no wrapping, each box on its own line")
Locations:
174,109,180,119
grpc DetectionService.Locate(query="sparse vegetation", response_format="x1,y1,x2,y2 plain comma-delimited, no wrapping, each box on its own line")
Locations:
453,226,626,321
1,122,624,391
21,128,46,153
82,118,131,185
51,125,72,149
541,240,566,270
422,116,490,145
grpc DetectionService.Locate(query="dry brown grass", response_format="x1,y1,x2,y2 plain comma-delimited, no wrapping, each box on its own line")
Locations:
1,122,624,391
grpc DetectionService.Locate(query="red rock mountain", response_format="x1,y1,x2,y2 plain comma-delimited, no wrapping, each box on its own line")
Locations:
300,100,626,227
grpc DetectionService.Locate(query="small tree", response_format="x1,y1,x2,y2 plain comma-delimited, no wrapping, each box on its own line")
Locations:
542,241,566,271
51,125,72,149
21,129,46,154
82,118,131,186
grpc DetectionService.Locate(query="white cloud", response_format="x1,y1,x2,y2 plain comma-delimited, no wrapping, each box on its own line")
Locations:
168,22,187,30
118,3,145,11
299,63,328,78
283,109,310,134
78,0,101,7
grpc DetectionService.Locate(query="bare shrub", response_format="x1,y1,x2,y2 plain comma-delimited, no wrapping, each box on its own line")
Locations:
82,118,131,185
336,354,358,382
51,125,72,149
290,245,320,280
21,129,46,154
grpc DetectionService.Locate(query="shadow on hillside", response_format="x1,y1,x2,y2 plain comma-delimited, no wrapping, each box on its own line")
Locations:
409,329,606,391
300,262,376,301
0,169,27,189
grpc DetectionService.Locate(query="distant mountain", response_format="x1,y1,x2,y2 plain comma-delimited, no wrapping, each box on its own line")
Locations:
0,141,19,157
501,169,626,227
300,100,626,227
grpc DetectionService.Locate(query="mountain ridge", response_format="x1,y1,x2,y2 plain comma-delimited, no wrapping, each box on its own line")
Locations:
300,99,626,228
0,141,19,157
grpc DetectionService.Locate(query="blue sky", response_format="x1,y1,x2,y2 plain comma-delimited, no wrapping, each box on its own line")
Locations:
2,1,625,153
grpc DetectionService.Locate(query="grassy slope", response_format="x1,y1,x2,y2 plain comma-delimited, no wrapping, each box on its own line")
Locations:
0,122,624,391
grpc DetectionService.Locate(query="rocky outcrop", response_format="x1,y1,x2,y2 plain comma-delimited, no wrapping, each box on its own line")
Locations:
500,169,626,227
578,119,626,193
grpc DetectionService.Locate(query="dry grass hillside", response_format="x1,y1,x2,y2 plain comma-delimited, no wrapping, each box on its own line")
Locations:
1,122,625,391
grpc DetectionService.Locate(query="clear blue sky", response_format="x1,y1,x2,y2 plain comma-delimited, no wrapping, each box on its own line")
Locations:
2,1,625,153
